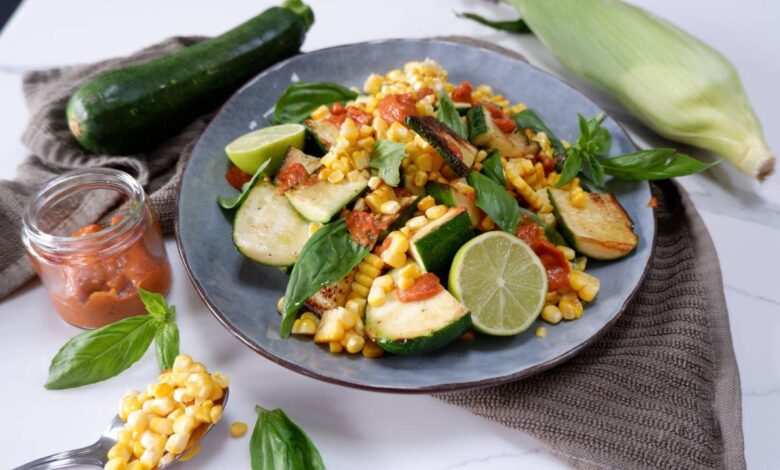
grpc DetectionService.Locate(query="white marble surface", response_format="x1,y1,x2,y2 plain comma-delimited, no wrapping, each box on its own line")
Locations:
1,0,778,468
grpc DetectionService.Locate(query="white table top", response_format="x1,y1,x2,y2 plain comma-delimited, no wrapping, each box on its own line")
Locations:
2,1,778,468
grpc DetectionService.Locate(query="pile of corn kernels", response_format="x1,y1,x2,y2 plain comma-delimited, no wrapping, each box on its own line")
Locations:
104,355,229,470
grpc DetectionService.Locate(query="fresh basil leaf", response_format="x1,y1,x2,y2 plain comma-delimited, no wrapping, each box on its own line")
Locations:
581,153,606,189
138,288,173,323
274,82,358,124
468,171,520,234
436,90,467,138
369,140,407,187
155,316,179,371
456,12,532,34
556,149,583,187
45,315,157,390
577,114,611,157
251,406,325,470
512,109,565,156
282,219,371,337
601,149,719,180
481,150,505,186
217,159,272,210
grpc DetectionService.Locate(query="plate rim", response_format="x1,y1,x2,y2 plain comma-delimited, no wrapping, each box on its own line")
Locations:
175,37,658,394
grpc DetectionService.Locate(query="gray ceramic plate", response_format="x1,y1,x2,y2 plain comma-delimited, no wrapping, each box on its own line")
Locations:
176,39,655,393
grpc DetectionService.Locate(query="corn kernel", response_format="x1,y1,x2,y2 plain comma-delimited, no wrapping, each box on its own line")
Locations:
107,442,131,461
480,217,496,231
357,261,381,279
149,417,174,436
329,342,344,354
546,290,562,305
541,305,563,324
414,171,428,187
119,396,141,421
159,452,176,467
173,415,196,435
362,341,384,358
362,254,382,271
292,317,318,335
380,200,401,215
140,430,166,452
230,421,248,438
535,326,548,338
351,281,370,298
126,461,143,470
311,104,329,120
559,295,583,320
406,215,428,231
328,170,345,184
126,410,147,433
570,187,586,208
172,355,193,372
354,272,374,288
579,283,600,303
344,332,366,354
417,195,435,211
165,432,190,455
116,429,132,445
425,205,448,220
104,457,127,470
373,275,394,292
345,297,367,318
132,440,144,459
397,276,415,290
557,246,576,261
210,405,223,423
314,313,346,343
173,387,194,404
367,285,387,307
399,263,421,280
340,118,359,142
152,383,173,400
368,176,382,189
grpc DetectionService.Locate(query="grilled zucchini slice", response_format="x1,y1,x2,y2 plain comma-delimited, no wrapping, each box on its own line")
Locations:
304,119,339,152
468,105,532,158
405,115,478,177
547,188,638,260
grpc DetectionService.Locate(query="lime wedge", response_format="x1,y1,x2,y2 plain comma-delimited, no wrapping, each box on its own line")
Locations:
225,124,306,174
449,231,547,336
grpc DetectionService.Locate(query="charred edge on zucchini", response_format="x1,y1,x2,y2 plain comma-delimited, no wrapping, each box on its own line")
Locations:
304,272,354,315
405,115,477,177
304,118,339,152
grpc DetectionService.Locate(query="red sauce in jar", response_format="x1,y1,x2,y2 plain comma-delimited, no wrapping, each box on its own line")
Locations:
276,163,314,195
378,94,418,124
451,81,473,103
397,273,443,302
225,164,252,190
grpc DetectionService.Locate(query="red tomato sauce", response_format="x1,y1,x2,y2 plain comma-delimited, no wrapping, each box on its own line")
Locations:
415,87,434,100
276,163,314,195
346,211,387,248
397,273,443,302
479,102,516,134
515,219,570,291
378,93,418,124
225,164,252,190
451,81,473,103
327,103,372,127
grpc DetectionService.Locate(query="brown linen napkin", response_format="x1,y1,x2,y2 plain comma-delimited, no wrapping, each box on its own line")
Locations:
0,37,745,469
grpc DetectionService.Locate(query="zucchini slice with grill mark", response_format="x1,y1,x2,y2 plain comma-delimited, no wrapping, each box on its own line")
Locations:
304,119,339,152
405,115,478,177
468,105,532,158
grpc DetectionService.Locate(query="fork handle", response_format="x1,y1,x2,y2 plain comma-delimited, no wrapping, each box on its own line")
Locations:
13,442,107,469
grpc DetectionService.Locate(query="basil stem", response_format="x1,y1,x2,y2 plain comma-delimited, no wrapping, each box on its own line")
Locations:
282,218,370,337
273,82,358,124
250,406,325,470
456,11,532,34
45,315,158,390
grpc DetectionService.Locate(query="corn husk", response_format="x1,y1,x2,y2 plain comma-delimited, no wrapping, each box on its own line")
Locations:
509,0,775,180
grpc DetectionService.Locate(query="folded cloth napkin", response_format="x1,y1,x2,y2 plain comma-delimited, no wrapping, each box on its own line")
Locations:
0,36,745,469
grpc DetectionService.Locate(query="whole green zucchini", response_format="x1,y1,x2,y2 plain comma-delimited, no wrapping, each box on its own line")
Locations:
67,0,314,154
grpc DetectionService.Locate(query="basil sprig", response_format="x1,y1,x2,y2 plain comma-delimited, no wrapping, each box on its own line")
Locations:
217,159,272,210
456,12,532,34
369,140,407,187
436,90,467,138
558,114,611,188
481,150,505,186
282,219,371,338
250,406,325,470
274,82,358,124
45,289,179,389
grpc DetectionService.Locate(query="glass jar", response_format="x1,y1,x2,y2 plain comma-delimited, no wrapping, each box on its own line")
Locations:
22,169,172,329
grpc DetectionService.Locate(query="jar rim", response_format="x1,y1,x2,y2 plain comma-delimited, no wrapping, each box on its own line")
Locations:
22,168,146,255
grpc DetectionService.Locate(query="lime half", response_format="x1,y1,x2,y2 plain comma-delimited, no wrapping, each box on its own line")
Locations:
225,123,305,174
449,231,547,336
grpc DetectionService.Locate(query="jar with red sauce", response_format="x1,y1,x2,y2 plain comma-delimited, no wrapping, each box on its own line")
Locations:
21,169,172,329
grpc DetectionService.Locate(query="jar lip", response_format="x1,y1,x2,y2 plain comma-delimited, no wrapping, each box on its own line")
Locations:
22,168,146,255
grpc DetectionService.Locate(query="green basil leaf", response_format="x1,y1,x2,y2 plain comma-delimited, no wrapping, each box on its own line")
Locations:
274,82,358,124
217,159,272,210
556,149,583,187
512,109,565,156
369,140,407,187
155,317,179,371
456,12,532,34
138,288,173,323
578,114,611,157
601,149,719,180
468,171,520,234
481,149,505,186
581,153,606,189
250,406,325,470
45,315,157,390
282,218,371,337
436,90,467,138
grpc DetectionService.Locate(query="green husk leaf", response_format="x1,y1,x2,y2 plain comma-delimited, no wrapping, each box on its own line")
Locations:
508,0,774,180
